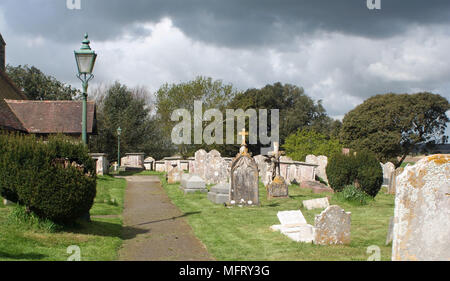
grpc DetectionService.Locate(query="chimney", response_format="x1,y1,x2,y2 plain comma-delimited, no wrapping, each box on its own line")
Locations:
0,34,5,72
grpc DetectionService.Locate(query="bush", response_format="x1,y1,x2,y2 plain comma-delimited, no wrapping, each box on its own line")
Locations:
336,185,372,205
0,133,96,223
326,150,383,197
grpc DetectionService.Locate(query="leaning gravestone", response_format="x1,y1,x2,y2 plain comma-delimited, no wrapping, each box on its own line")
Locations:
314,205,351,245
208,183,230,204
230,129,259,206
180,175,207,194
392,154,450,261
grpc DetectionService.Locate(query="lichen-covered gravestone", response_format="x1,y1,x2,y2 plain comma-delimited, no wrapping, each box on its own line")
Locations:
314,205,351,245
392,154,450,261
205,150,229,184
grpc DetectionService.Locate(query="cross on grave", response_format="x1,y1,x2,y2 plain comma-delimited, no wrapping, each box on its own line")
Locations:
238,128,249,146
268,142,285,177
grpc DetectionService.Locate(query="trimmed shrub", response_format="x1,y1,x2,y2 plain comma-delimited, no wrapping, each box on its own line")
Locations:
326,150,383,197
0,133,96,223
336,185,371,205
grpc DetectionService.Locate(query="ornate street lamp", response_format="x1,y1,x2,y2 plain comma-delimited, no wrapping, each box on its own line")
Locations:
117,127,122,169
74,33,97,144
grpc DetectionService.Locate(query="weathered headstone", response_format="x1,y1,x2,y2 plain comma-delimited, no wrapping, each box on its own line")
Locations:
266,142,289,199
205,150,229,184
387,167,404,195
270,210,315,243
314,205,351,245
208,183,230,204
392,154,450,261
180,175,207,194
303,197,330,210
381,162,395,187
230,128,259,206
167,165,183,184
193,149,208,179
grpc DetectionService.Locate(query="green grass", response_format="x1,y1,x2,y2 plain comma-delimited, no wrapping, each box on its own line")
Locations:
158,174,395,261
0,175,126,261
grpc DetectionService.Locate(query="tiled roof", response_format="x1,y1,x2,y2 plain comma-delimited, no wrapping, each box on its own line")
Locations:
0,69,28,131
5,99,96,134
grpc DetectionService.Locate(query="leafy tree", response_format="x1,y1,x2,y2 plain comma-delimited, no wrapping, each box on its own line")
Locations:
283,129,343,161
341,92,449,167
228,82,335,155
89,82,170,161
6,65,80,100
155,76,239,157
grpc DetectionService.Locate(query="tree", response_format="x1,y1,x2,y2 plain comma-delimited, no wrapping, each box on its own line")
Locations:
155,76,239,157
89,82,170,161
341,92,450,167
283,129,343,161
228,82,335,155
6,65,80,100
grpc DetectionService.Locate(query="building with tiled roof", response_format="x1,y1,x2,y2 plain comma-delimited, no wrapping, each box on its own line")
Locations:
0,33,97,139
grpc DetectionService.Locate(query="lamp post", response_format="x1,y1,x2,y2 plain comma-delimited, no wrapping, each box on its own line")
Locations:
117,127,122,170
74,33,97,145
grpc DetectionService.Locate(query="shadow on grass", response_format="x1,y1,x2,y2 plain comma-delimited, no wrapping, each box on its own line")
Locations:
134,211,201,227
65,220,147,241
0,251,47,260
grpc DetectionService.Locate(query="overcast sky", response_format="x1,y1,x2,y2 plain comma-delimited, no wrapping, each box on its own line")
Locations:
0,0,449,135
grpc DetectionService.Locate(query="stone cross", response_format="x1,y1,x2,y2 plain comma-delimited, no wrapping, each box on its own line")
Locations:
238,128,249,146
268,142,285,177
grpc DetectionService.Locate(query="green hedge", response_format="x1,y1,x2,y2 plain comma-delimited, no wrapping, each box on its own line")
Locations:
0,133,96,223
326,150,383,197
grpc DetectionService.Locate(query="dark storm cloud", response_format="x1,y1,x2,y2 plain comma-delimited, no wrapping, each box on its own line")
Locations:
1,0,450,47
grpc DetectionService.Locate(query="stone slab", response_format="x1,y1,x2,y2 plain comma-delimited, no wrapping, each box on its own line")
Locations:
303,197,330,210
277,210,307,226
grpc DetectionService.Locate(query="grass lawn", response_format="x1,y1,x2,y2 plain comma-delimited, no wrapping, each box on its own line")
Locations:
159,175,395,261
0,175,126,261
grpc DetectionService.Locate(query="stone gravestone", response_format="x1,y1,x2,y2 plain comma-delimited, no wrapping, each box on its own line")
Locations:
230,128,259,206
121,153,145,169
266,142,289,199
180,175,207,194
167,164,183,184
270,210,315,243
314,205,351,245
387,167,404,195
392,154,450,261
193,149,208,179
381,162,395,187
205,150,229,184
208,183,230,204
303,197,330,210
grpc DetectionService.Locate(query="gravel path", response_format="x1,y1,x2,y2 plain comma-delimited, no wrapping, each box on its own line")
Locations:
117,176,212,261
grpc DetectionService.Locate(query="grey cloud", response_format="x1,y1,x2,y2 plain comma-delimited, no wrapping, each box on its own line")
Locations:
1,0,450,47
